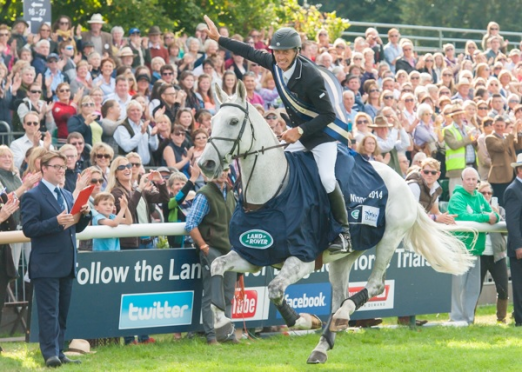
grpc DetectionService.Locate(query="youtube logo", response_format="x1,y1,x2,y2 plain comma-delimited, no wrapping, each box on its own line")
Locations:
232,289,258,319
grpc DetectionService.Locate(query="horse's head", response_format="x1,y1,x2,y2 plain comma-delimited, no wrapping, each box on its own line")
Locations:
199,80,254,179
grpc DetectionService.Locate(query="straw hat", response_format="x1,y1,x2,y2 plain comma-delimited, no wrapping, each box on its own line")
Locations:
87,14,105,24
449,103,465,117
368,115,392,128
64,339,96,356
456,78,471,88
119,47,134,57
511,153,522,168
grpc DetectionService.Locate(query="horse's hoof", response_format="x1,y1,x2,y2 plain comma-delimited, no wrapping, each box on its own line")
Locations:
307,350,328,364
294,313,323,330
329,318,349,332
215,321,235,342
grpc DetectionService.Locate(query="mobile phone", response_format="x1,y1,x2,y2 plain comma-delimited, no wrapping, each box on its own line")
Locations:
491,197,499,208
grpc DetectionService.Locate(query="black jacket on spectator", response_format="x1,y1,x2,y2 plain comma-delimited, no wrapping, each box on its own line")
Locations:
395,57,417,74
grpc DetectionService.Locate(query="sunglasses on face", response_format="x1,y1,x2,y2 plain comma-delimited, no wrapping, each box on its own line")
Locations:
174,132,186,136
402,89,413,93
483,122,493,127
425,59,434,62
162,72,173,76
131,32,141,36
422,170,438,176
369,89,379,93
90,178,104,184
443,73,453,77
81,102,95,107
383,96,394,100
130,162,142,167
25,121,39,126
59,89,70,93
356,120,368,125
265,115,277,120
478,107,488,110
96,154,111,159
116,164,132,171
410,76,419,80
70,142,84,146
30,90,42,94
480,191,493,195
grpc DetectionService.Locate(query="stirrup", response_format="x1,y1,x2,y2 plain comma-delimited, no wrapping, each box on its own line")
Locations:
328,233,352,254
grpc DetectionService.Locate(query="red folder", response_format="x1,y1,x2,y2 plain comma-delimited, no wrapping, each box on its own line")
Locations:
71,185,95,215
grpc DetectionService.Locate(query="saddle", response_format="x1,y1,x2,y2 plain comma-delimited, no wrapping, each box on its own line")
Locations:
229,146,388,267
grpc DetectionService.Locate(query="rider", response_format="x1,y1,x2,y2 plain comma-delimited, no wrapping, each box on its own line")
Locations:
203,16,352,252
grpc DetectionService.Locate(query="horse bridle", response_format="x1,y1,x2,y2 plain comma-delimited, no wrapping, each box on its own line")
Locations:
206,101,289,207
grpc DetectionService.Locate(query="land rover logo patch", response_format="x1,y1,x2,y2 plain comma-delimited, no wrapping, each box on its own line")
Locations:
239,230,274,249
351,210,360,219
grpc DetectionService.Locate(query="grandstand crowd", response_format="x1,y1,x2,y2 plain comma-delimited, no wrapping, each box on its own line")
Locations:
1,13,522,342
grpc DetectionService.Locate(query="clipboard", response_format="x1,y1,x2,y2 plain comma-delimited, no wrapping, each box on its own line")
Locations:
71,185,95,215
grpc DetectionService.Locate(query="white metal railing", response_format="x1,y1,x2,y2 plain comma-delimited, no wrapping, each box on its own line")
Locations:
0,221,508,245
343,21,522,53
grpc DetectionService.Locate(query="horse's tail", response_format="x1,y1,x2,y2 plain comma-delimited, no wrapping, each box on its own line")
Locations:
403,204,476,275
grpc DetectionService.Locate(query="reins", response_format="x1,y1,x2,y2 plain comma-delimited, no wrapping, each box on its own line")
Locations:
206,101,289,208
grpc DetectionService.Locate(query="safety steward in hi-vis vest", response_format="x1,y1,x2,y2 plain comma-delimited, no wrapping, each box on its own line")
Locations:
203,16,352,252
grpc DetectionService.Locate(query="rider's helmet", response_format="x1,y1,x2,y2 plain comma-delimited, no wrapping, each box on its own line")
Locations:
269,27,302,50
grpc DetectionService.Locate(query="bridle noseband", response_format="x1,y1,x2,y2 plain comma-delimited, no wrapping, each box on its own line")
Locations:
206,101,289,209
206,101,255,169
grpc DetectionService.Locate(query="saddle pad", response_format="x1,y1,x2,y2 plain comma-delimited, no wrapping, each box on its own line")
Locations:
336,146,388,250
230,152,334,266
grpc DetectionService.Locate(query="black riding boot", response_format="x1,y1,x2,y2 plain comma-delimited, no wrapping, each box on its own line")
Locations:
327,183,352,253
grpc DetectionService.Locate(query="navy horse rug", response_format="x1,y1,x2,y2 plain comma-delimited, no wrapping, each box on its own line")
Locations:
229,146,388,267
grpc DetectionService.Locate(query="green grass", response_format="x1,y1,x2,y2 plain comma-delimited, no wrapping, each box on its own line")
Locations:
0,306,520,371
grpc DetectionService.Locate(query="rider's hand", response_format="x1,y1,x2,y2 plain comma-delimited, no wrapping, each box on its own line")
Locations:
281,127,302,144
203,15,220,42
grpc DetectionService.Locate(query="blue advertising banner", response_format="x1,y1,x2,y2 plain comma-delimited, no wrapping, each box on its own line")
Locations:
29,246,452,341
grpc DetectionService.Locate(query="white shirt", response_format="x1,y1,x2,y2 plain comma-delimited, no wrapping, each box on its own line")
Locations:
282,60,297,85
41,178,68,212
376,127,411,153
10,134,54,170
104,93,132,120
113,119,159,165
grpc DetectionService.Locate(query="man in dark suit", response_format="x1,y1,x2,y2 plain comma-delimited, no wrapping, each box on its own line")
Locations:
204,15,352,253
504,154,522,326
21,151,91,367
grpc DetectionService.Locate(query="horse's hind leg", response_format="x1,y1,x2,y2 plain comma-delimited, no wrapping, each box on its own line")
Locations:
267,256,315,328
331,230,403,332
307,252,363,364
209,250,260,340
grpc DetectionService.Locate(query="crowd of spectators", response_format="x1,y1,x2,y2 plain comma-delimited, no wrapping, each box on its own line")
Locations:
1,13,522,339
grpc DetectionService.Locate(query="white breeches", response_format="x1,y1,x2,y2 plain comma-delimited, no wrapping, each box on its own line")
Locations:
285,141,337,193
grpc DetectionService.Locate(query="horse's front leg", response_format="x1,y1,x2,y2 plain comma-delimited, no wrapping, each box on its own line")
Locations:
331,230,402,332
267,256,318,329
209,250,260,341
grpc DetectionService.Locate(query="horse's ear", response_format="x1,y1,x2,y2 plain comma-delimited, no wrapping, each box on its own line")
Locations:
214,82,226,105
236,80,247,102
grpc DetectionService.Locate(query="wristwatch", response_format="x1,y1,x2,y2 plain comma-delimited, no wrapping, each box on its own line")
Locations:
297,127,304,135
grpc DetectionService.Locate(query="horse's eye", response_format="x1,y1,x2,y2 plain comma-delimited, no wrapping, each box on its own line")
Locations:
230,118,239,126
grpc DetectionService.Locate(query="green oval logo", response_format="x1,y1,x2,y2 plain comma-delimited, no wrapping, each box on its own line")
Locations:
351,210,360,220
239,229,274,249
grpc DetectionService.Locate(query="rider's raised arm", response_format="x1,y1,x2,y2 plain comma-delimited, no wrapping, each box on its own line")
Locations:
219,37,274,71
